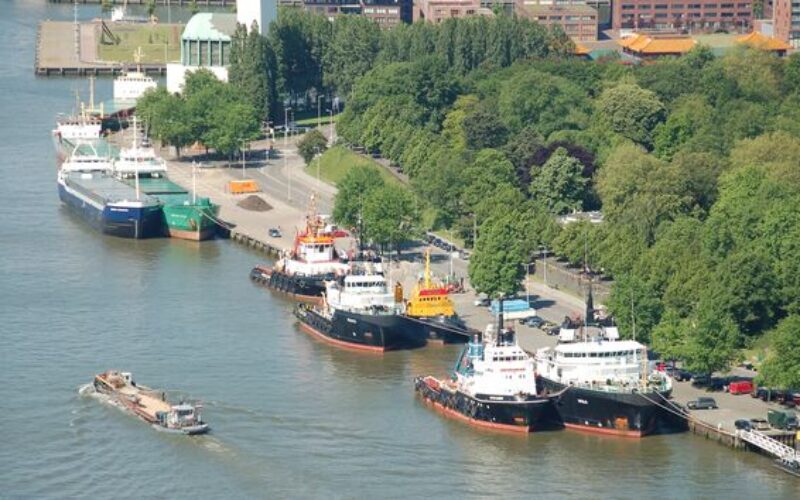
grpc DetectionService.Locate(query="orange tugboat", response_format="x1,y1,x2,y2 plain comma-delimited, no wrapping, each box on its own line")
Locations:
93,370,209,435
250,194,350,303
402,250,474,343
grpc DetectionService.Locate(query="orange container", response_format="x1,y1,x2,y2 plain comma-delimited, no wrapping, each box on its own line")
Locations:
228,180,260,194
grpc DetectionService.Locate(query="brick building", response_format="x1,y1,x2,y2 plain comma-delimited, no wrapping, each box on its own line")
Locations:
412,0,483,22
612,0,754,32
517,1,599,41
281,0,412,25
773,0,800,46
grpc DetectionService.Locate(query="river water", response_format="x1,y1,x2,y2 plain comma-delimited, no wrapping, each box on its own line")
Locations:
1,2,798,498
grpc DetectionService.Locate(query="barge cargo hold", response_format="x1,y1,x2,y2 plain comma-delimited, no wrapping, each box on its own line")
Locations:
93,370,209,435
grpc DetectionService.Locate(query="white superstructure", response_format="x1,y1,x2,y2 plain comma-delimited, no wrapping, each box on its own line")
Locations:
114,117,167,179
113,69,157,102
54,111,102,142
535,327,671,393
456,325,539,398
324,268,401,315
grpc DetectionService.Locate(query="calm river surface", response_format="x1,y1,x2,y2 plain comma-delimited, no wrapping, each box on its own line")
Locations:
1,2,799,498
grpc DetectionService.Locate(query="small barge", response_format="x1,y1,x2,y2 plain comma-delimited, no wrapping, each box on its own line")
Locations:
93,370,209,435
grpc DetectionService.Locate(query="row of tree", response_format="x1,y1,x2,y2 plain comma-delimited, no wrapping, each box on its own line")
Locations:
333,40,800,383
228,8,573,121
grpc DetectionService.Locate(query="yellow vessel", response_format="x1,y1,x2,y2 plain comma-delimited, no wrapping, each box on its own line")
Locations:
405,250,456,318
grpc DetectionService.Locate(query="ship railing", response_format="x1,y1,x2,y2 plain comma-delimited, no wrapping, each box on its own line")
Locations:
566,379,669,394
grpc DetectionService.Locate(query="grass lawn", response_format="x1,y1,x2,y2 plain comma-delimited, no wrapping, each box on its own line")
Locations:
295,113,340,127
306,146,402,187
97,23,183,64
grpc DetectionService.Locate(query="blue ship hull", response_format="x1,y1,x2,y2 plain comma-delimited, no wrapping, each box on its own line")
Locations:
58,183,162,239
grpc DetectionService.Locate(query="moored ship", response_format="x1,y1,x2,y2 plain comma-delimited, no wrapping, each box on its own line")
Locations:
294,265,417,352
251,194,349,302
415,324,560,433
401,250,473,343
57,140,162,238
114,120,219,240
52,108,104,164
92,370,209,435
534,324,687,437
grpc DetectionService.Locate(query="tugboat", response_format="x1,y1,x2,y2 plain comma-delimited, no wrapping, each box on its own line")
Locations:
92,370,209,435
534,285,686,437
415,323,560,433
251,194,350,302
401,249,474,343
294,264,417,352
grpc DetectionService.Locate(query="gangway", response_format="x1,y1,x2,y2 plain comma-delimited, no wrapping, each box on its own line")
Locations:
737,429,798,461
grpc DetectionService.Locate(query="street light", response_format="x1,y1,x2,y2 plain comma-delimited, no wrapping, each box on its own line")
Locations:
326,108,334,143
284,106,291,148
315,146,321,190
540,245,549,287
240,138,247,179
526,262,535,305
317,95,323,129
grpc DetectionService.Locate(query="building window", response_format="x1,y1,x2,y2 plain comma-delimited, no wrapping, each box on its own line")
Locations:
705,3,718,7
655,12,668,16
622,3,636,9
688,3,701,7
720,3,734,7
673,4,684,7
655,4,668,8
466,9,475,14
736,2,749,6
721,11,735,15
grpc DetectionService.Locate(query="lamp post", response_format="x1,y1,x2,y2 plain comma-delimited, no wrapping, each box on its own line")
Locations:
317,95,323,129
315,146,321,190
526,262,534,305
284,106,291,148
240,138,247,179
540,245,548,287
327,108,334,143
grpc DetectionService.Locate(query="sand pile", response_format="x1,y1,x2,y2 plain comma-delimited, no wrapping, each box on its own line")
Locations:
237,195,273,212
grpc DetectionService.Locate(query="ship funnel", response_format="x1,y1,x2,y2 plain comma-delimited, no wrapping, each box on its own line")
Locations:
394,282,404,303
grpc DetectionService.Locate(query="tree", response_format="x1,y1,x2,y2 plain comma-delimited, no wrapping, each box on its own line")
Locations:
101,0,112,14
607,273,663,344
680,302,740,374
297,129,328,165
146,0,156,19
502,127,545,186
758,316,800,388
362,184,418,251
463,106,508,150
189,0,199,15
498,68,589,136
595,83,666,148
204,99,260,160
529,147,588,215
468,213,528,298
461,148,518,215
332,165,386,229
136,87,193,157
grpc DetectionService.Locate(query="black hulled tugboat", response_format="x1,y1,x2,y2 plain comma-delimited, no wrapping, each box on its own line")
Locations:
534,284,687,437
250,194,349,302
415,324,560,433
294,264,419,352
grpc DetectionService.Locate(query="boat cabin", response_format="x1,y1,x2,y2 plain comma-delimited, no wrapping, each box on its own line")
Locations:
325,272,400,314
456,326,538,397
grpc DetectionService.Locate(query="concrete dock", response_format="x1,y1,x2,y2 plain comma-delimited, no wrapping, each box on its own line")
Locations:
146,128,799,467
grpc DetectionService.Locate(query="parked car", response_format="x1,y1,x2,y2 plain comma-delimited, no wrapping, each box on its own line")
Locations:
750,418,770,431
687,397,718,410
268,228,282,238
665,366,692,382
524,316,546,328
729,380,755,395
768,409,799,430
734,419,752,431
473,297,490,307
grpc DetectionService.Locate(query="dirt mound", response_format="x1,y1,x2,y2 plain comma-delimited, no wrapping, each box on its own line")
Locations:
237,195,273,212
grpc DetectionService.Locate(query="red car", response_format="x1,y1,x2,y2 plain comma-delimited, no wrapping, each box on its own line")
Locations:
729,380,754,395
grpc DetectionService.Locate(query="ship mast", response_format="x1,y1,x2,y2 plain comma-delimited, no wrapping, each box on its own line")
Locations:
132,115,140,200
424,248,432,289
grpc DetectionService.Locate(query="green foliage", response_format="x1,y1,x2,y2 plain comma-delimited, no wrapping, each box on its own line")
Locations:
758,316,800,388
229,23,275,121
529,147,588,215
136,87,193,156
461,149,518,216
498,69,589,136
189,0,199,15
297,129,328,165
607,273,663,344
101,0,112,13
362,185,419,250
595,83,666,148
463,106,509,150
146,0,156,18
468,212,529,298
332,165,386,229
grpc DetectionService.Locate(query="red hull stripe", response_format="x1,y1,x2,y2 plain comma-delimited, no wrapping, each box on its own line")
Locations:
418,394,532,434
298,321,386,353
563,422,644,438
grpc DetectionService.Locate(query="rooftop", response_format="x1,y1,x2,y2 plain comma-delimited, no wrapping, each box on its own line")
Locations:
736,31,792,51
520,3,598,16
182,13,237,42
619,33,696,54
